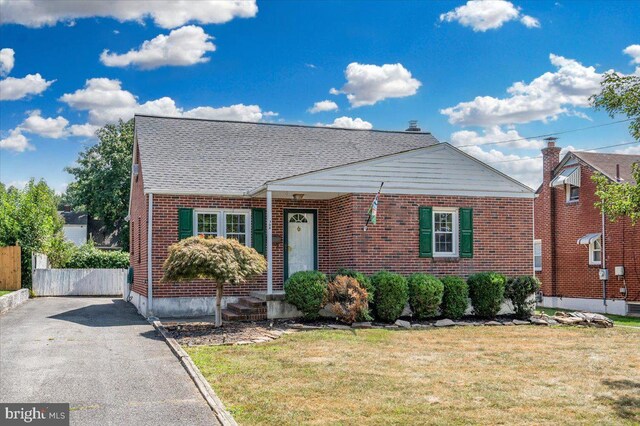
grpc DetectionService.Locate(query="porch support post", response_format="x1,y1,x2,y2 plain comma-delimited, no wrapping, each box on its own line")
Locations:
266,189,273,295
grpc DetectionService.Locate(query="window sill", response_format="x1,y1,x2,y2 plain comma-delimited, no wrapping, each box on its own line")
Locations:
588,263,602,268
431,256,460,263
566,200,579,205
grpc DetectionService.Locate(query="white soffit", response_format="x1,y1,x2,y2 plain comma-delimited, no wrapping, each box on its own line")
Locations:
551,166,580,187
264,144,534,198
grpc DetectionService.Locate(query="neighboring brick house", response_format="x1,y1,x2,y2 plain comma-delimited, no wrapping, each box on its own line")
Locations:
128,115,535,318
535,138,640,315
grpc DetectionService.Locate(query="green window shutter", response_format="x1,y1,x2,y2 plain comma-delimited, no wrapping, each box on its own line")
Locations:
251,208,266,255
459,208,473,258
178,208,193,240
418,206,433,258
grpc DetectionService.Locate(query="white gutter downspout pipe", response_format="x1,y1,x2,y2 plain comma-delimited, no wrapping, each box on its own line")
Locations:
601,208,607,311
147,193,154,316
266,189,273,295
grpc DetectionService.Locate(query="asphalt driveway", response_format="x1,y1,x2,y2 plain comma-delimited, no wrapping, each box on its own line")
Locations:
0,297,219,425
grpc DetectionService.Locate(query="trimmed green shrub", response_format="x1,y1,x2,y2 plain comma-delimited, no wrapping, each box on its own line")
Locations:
64,242,129,269
330,268,374,303
371,271,408,323
407,274,443,319
505,275,540,319
327,275,371,323
284,270,328,320
440,276,469,320
467,272,506,318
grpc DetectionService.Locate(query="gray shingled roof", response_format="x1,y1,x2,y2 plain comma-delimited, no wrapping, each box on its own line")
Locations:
571,151,640,183
134,115,439,194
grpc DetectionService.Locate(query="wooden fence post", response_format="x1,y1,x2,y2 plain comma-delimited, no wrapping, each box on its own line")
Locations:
0,246,22,290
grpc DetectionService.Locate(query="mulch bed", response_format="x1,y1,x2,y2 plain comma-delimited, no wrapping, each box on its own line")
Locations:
164,311,614,347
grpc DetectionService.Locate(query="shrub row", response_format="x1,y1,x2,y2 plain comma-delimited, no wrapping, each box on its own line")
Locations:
64,242,130,269
284,270,540,323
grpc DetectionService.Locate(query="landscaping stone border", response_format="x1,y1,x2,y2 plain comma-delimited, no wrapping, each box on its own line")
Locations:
0,289,29,315
150,318,238,426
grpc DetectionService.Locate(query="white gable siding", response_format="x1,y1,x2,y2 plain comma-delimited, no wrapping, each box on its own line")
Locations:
266,144,534,198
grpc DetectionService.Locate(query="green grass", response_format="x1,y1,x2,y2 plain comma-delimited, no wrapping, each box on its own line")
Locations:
537,307,640,327
187,326,640,425
0,290,14,296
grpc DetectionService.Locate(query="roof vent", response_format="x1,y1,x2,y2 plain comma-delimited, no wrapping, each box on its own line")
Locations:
406,120,421,132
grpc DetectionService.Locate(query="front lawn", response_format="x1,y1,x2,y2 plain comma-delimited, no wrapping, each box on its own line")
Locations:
537,307,640,328
187,326,640,425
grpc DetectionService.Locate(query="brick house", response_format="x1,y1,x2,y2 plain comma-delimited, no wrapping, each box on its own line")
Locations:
128,115,535,318
535,138,640,316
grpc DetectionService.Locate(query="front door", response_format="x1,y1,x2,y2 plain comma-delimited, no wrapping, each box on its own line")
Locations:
285,210,316,278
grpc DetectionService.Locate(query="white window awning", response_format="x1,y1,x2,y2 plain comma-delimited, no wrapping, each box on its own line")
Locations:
577,233,601,245
550,166,581,188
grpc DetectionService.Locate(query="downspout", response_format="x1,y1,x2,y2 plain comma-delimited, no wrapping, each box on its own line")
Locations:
601,208,607,309
147,192,154,316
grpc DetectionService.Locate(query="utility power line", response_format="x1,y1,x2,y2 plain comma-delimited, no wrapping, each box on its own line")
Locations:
453,118,633,149
487,141,639,164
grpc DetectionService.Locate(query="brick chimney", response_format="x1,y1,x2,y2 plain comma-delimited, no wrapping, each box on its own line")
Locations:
539,136,561,298
541,137,561,186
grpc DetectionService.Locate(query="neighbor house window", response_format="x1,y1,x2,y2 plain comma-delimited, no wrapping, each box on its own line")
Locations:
195,210,250,245
533,239,542,271
589,238,601,265
433,208,458,257
566,184,579,202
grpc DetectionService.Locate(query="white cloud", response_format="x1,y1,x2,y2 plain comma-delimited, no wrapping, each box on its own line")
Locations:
460,143,577,189
0,128,32,152
520,15,540,28
450,125,544,149
0,48,15,76
623,44,640,75
60,78,276,126
440,0,540,32
4,180,29,189
68,123,100,137
0,73,55,101
100,25,216,69
614,144,640,155
19,110,69,138
308,100,338,114
441,54,604,127
331,63,421,107
323,116,373,130
0,0,258,29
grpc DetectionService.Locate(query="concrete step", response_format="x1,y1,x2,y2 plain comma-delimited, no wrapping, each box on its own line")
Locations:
238,296,267,307
221,309,267,322
227,302,266,315
250,291,286,301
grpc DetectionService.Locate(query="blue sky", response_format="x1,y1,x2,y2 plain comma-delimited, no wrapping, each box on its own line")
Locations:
1,0,639,191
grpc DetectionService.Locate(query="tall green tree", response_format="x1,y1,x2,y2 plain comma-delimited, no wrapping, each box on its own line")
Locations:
65,119,133,251
590,72,640,223
0,179,63,287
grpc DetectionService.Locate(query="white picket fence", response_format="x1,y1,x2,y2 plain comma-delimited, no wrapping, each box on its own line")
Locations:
33,268,127,296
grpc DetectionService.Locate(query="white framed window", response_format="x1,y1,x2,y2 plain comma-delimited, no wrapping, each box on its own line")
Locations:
194,209,251,246
566,184,579,202
589,238,601,265
533,239,542,271
433,208,458,257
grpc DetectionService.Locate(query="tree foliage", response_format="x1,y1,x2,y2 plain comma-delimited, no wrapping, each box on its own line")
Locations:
162,236,266,326
590,72,640,224
0,179,63,287
593,165,640,224
162,237,266,284
590,72,640,141
65,119,134,251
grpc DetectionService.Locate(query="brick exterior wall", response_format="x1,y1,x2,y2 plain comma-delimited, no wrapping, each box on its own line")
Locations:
129,144,148,297
134,191,533,299
534,147,640,303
